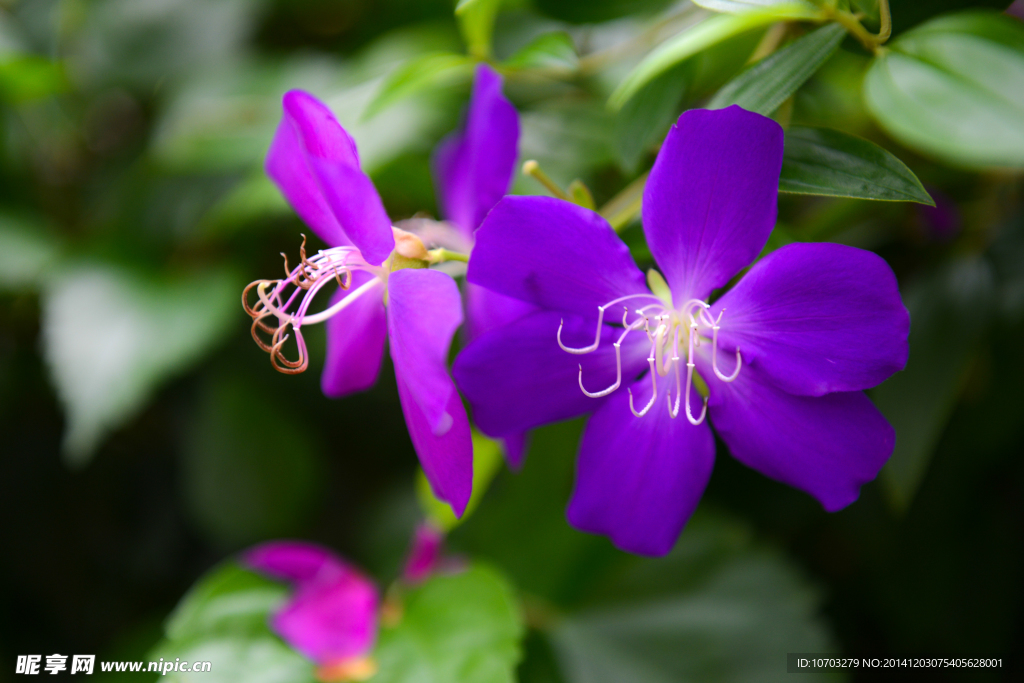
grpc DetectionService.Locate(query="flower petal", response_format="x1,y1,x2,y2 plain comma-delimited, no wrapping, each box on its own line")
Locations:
273,90,394,264
567,375,715,557
452,310,650,438
321,272,387,399
397,371,473,518
643,106,784,301
243,541,348,585
270,569,378,664
402,522,445,584
468,196,650,318
387,269,463,433
388,268,473,516
711,242,910,396
704,362,895,512
265,115,349,248
432,63,519,237
500,432,530,471
308,158,395,266
465,282,537,344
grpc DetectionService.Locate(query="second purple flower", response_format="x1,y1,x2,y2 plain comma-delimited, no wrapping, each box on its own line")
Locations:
454,106,910,556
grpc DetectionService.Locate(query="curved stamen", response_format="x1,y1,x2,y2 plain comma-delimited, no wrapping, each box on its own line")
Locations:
712,322,742,382
629,358,658,417
684,362,708,425
684,320,708,426
558,293,664,355
666,328,682,419
557,306,605,354
578,343,622,398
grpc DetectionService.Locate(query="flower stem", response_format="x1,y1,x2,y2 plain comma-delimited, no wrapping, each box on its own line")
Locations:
522,160,571,201
600,172,648,232
427,248,470,265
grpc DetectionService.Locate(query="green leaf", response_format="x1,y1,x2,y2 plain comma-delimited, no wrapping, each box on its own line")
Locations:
613,62,687,172
875,257,995,511
609,4,824,109
365,52,476,119
152,562,315,683
418,430,505,531
693,0,819,13
549,511,836,683
864,11,1024,168
0,213,63,289
503,32,578,72
183,376,324,548
164,564,288,642
41,264,239,465
456,0,504,59
780,125,934,203
0,56,66,102
374,565,524,683
887,0,1007,37
708,22,846,115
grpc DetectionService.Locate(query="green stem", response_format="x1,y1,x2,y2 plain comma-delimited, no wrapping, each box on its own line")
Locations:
599,172,649,232
522,160,571,200
829,0,891,53
427,248,470,265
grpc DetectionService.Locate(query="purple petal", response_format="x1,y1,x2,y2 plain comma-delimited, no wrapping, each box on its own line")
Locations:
402,522,445,584
711,242,909,396
464,282,537,345
387,269,463,433
243,541,348,585
703,362,895,512
452,310,650,438
643,106,784,301
388,268,473,516
271,90,394,264
567,375,715,557
308,158,395,266
265,115,349,248
500,432,530,470
397,371,473,518
468,196,649,318
270,569,378,664
432,63,519,237
321,272,387,399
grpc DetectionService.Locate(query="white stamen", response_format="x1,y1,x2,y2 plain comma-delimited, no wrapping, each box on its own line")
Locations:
556,293,662,355
684,320,708,425
579,343,622,398
629,358,658,417
710,307,742,382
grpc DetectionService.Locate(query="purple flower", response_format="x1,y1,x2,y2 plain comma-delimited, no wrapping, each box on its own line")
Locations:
430,63,534,467
243,541,378,679
254,90,472,516
453,106,910,556
401,522,445,584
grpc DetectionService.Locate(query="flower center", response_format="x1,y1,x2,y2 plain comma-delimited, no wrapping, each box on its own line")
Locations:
557,292,742,425
243,236,386,374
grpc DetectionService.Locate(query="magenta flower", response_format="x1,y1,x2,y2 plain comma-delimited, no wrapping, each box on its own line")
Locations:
453,106,910,556
243,541,378,679
401,522,445,584
255,90,472,516
430,63,534,467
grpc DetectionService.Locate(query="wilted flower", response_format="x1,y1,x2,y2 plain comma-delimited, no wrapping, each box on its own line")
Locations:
454,106,910,556
244,541,378,682
245,90,472,516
